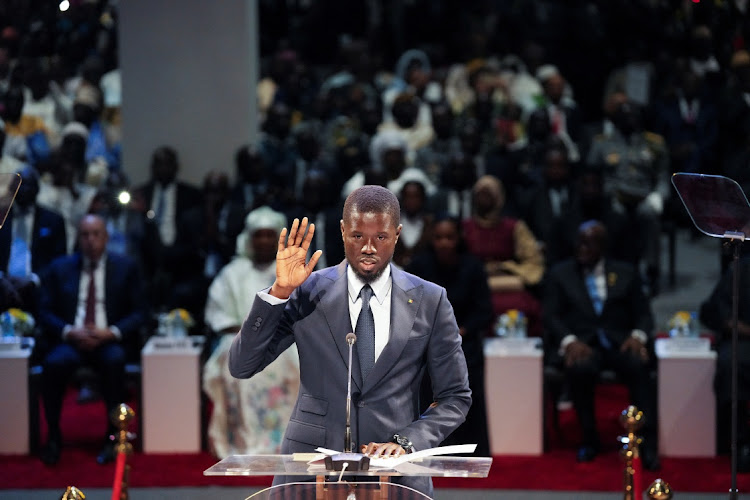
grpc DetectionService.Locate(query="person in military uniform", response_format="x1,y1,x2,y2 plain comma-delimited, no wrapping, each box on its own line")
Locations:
585,92,669,296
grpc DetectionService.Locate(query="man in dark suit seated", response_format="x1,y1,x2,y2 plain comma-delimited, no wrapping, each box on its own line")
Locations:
131,146,202,312
0,166,66,316
543,220,660,470
37,214,148,466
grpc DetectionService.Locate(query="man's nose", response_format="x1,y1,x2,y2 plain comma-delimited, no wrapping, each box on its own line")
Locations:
362,238,376,253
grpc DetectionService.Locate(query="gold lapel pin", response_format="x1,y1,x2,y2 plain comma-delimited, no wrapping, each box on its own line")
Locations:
408,299,413,304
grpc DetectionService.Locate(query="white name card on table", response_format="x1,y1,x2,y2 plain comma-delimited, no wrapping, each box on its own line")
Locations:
483,337,542,356
655,337,711,357
149,337,194,350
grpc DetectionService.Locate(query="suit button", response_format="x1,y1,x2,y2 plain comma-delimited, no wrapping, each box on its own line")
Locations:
358,400,365,408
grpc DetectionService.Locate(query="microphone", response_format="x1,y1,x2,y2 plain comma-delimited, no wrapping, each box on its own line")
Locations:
325,332,369,472
344,333,356,452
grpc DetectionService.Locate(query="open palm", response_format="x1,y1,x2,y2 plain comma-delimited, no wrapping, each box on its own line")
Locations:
274,217,322,295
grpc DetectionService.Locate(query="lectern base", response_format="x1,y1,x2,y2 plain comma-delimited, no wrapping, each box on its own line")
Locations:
325,453,370,471
315,477,399,500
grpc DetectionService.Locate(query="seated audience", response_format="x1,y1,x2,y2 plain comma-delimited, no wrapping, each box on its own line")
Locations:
393,180,433,269
230,144,275,212
543,220,659,470
202,206,299,458
131,146,202,312
462,175,544,337
585,93,669,296
1,85,51,165
0,166,66,316
37,214,148,466
406,214,493,456
521,138,580,267
36,146,97,254
285,169,344,270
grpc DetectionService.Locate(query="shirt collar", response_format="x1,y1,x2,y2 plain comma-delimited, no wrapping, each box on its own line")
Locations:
84,254,107,271
347,263,392,304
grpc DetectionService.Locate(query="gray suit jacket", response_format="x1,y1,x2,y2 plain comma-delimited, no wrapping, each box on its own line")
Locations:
229,261,471,495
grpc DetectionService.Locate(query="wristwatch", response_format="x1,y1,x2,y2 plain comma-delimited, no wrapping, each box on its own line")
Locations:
391,433,413,453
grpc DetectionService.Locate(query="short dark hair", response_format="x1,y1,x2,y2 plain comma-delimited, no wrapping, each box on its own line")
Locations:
343,185,400,227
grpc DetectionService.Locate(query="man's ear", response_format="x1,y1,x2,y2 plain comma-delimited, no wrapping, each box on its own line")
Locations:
340,219,345,239
395,224,402,240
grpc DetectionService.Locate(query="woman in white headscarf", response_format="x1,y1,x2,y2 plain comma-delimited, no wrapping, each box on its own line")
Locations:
202,206,300,458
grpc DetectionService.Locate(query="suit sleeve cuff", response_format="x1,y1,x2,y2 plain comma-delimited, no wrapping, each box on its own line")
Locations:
630,329,648,344
109,325,122,340
559,334,577,357
258,288,289,305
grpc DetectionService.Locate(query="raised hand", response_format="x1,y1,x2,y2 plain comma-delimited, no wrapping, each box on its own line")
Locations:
270,217,323,299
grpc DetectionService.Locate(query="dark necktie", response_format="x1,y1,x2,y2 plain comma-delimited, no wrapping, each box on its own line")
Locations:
356,284,375,380
84,262,97,325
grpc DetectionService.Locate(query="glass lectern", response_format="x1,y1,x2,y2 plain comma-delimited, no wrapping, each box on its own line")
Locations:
204,454,493,500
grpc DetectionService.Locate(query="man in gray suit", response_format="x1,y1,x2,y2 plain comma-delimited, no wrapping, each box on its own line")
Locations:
229,185,471,496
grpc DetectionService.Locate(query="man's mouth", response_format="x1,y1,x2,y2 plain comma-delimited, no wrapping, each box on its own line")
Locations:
359,258,377,270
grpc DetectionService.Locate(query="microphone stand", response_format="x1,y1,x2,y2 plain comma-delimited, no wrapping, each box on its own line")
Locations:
345,333,355,453
325,333,370,472
726,234,744,500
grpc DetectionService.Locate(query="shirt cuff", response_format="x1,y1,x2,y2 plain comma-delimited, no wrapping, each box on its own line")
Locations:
558,334,577,357
630,329,648,344
109,325,122,340
62,325,73,341
258,288,289,305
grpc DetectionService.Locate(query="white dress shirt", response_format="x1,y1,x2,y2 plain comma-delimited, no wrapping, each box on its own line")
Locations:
259,263,394,362
346,265,392,362
151,182,177,246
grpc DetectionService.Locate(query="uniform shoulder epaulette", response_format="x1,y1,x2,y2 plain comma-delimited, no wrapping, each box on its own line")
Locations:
643,131,665,145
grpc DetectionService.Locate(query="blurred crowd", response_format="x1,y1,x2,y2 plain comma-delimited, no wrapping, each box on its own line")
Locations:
3,0,750,465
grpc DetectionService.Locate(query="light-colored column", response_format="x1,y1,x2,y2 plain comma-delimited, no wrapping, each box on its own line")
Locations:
119,0,258,186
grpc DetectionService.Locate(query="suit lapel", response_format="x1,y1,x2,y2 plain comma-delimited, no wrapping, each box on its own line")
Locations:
319,261,364,391
363,265,421,392
104,255,115,320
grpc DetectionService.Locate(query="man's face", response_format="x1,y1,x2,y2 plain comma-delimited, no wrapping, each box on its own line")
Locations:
252,228,278,264
575,226,603,268
78,216,109,262
431,220,459,261
341,209,401,283
152,158,177,185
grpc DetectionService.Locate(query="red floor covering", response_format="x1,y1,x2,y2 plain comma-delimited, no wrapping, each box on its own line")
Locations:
0,385,746,493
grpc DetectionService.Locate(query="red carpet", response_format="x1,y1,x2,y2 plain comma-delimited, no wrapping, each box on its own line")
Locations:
0,385,747,493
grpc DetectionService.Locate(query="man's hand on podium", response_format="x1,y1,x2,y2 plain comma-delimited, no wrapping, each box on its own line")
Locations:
361,442,406,458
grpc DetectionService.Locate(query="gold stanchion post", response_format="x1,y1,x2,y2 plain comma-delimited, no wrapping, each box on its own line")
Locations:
647,478,674,499
60,486,86,499
111,403,136,500
620,405,645,500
